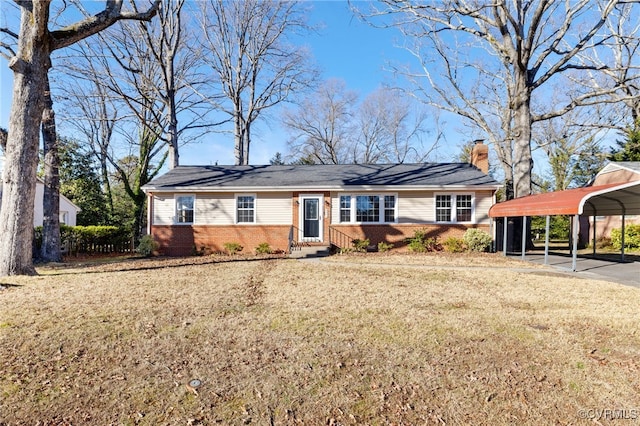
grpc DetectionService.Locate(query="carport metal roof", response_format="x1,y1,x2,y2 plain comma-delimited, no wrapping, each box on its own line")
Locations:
488,180,640,272
489,180,640,218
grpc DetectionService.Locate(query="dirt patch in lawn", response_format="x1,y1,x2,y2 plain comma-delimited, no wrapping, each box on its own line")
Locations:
1,254,639,424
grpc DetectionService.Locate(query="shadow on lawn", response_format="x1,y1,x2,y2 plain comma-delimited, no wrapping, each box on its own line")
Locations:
38,254,288,276
528,247,640,264
0,283,23,291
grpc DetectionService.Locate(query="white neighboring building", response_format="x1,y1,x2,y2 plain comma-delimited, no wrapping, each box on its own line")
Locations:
33,179,80,226
0,164,80,226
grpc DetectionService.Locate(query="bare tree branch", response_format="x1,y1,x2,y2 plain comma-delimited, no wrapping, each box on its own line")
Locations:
197,0,318,165
356,0,637,198
283,79,356,164
0,0,163,275
50,0,161,50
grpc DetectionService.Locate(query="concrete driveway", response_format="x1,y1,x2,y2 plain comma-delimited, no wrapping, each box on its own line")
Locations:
514,252,640,288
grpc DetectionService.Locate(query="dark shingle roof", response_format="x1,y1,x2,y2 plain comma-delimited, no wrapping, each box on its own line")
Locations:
143,163,500,191
616,161,640,173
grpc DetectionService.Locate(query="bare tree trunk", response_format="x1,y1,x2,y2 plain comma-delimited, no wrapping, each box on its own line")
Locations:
0,5,51,276
0,128,7,150
234,113,244,165
242,121,250,165
513,81,533,198
40,74,62,263
0,0,159,276
167,93,179,168
100,147,115,218
199,0,316,167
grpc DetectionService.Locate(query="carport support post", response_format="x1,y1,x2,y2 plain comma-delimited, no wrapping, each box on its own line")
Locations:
621,214,626,262
592,215,596,255
571,214,579,272
521,216,527,260
544,215,550,265
503,217,508,256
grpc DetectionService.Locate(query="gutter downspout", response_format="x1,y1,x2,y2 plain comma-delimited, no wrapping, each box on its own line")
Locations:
147,192,153,236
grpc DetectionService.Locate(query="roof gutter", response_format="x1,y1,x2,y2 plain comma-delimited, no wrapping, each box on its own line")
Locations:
141,184,502,194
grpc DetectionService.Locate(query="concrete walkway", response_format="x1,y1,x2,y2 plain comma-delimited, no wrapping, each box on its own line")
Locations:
512,252,640,288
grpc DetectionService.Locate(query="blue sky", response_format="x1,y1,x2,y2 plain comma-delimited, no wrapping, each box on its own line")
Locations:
177,1,425,166
2,1,457,167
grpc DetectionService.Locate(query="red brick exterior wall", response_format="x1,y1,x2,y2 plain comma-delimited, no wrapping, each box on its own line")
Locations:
152,225,291,256
587,216,640,242
330,223,491,250
151,223,491,256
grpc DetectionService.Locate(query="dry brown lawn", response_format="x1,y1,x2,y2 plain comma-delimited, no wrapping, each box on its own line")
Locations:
1,253,639,425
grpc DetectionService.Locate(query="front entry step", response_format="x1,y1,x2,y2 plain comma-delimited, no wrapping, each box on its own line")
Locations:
289,245,331,259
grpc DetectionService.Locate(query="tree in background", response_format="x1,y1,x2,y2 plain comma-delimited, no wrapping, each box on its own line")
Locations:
533,110,609,191
56,139,109,226
610,122,640,162
0,0,159,276
94,0,209,170
354,87,436,164
578,3,640,130
0,128,6,150
59,0,203,236
360,0,634,199
109,155,143,233
269,152,285,165
111,121,166,241
283,81,436,164
283,79,357,164
198,0,318,165
58,69,118,220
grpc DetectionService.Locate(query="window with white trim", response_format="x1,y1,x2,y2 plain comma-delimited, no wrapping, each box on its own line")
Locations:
384,195,396,223
435,193,474,223
339,195,351,223
236,195,255,223
339,194,396,223
456,194,472,222
176,195,195,224
356,195,379,222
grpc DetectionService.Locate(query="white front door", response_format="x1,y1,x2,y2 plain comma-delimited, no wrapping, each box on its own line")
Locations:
299,195,323,242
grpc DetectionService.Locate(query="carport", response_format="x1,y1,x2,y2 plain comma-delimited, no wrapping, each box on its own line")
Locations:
489,180,640,271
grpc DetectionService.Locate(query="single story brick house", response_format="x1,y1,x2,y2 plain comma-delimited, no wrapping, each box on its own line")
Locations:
141,144,501,256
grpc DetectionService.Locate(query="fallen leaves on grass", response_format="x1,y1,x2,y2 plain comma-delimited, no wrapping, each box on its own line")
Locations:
1,254,639,424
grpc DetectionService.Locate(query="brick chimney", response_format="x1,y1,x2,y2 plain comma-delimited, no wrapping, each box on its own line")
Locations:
470,139,489,174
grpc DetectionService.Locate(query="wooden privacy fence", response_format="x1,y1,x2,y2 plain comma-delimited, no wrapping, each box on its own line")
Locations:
62,237,136,256
34,225,137,257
